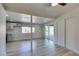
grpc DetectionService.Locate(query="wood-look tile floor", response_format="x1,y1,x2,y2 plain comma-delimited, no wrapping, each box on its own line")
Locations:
6,39,79,56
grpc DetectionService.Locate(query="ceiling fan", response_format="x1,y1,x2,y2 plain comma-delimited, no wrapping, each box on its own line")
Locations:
51,3,67,6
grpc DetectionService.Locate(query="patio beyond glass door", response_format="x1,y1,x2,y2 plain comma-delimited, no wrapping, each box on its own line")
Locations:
49,26,54,41
45,26,54,41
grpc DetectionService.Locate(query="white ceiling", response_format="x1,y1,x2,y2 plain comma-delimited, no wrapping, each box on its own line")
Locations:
3,3,79,18
6,11,53,24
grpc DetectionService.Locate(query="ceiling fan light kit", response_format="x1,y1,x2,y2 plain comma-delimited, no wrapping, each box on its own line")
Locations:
51,3,58,6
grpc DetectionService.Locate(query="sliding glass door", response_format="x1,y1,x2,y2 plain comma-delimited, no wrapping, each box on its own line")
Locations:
45,26,49,39
45,25,54,41
49,26,54,41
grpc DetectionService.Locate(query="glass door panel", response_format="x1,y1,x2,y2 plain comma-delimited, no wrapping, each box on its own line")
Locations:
49,26,54,41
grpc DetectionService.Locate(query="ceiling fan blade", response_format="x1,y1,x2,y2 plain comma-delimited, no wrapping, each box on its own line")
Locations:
59,3,67,6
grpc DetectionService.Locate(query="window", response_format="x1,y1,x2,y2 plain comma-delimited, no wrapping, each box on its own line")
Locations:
22,27,35,33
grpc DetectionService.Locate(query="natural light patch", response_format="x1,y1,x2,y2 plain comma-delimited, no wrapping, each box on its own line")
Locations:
22,27,35,33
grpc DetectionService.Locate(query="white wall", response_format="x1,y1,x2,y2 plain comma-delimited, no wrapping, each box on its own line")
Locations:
66,18,76,52
55,6,79,53
0,4,6,56
38,5,79,54
45,6,79,54
53,20,58,44
7,23,45,41
57,19,65,47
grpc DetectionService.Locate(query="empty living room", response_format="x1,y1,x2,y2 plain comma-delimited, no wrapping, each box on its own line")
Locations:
0,1,79,58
